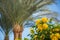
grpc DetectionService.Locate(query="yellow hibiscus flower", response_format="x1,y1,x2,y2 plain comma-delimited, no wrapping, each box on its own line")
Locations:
55,33,60,38
51,37,58,40
50,33,59,40
35,19,40,25
50,33,54,38
37,24,43,31
41,17,48,23
43,23,48,30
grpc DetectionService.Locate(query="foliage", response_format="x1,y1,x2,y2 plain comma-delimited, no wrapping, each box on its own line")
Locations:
24,38,29,40
28,17,60,40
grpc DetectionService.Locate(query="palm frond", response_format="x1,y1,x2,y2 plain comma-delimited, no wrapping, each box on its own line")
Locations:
28,9,58,21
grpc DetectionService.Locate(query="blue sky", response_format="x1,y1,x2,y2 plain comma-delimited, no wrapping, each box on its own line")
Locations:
0,0,60,40
47,0,60,13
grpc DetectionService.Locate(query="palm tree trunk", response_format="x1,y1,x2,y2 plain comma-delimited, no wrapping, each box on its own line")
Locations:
4,35,9,40
13,23,23,40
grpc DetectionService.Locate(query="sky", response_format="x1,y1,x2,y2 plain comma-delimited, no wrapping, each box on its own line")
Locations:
0,0,60,40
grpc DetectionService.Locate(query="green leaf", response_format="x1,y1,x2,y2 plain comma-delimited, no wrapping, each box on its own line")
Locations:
24,38,29,40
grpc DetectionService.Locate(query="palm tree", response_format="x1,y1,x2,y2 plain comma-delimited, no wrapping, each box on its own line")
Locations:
0,0,54,40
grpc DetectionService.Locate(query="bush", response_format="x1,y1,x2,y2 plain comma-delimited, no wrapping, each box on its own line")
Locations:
28,17,60,40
